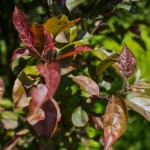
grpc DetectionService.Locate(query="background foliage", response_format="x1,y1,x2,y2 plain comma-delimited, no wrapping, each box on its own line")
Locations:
0,0,150,149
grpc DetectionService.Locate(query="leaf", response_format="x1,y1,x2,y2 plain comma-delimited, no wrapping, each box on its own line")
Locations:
129,81,150,90
72,106,89,127
104,95,127,150
10,47,31,64
58,45,91,60
96,54,118,77
66,0,85,12
72,75,99,96
125,92,150,121
0,77,5,98
92,114,103,130
43,30,56,61
69,26,78,43
13,78,31,108
31,61,61,107
1,111,19,129
55,32,69,43
12,6,35,50
28,99,61,137
119,44,136,78
44,15,80,37
0,98,14,108
31,24,44,53
61,65,75,75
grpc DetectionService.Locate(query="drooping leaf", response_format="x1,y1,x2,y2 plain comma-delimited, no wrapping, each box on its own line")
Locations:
12,6,35,50
72,75,99,96
129,81,150,90
96,54,118,77
104,95,127,150
31,61,61,107
10,47,31,64
119,44,136,78
58,45,91,60
44,15,80,37
13,78,31,108
125,92,150,121
66,0,85,12
72,106,89,127
29,99,61,137
0,77,5,98
31,24,44,53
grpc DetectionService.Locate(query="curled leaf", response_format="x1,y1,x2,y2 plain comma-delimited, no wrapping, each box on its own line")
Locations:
119,44,136,78
10,47,30,64
72,75,99,96
104,95,127,150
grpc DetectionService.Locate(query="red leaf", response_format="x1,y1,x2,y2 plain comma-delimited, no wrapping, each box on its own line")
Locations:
28,99,61,137
43,30,56,61
31,24,44,53
119,44,136,78
37,61,61,99
104,95,127,150
58,45,91,60
13,6,35,50
30,61,61,107
0,77,5,98
10,47,30,63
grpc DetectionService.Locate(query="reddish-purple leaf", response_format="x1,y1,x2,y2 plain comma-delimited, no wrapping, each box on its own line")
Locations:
13,6,35,50
28,98,61,137
10,47,30,63
37,61,61,99
58,45,91,60
43,30,56,61
31,24,44,53
119,44,136,78
104,95,127,150
30,61,61,107
0,77,5,98
72,75,100,96
92,114,103,130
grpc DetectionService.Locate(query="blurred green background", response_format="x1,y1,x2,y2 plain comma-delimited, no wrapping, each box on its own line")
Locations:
0,0,150,149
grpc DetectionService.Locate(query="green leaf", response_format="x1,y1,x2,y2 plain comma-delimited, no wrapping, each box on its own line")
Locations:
72,106,89,127
1,111,19,129
13,78,31,108
72,75,100,96
0,98,14,108
69,26,78,43
125,92,150,121
66,0,85,12
104,95,127,150
55,32,69,43
96,54,118,77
